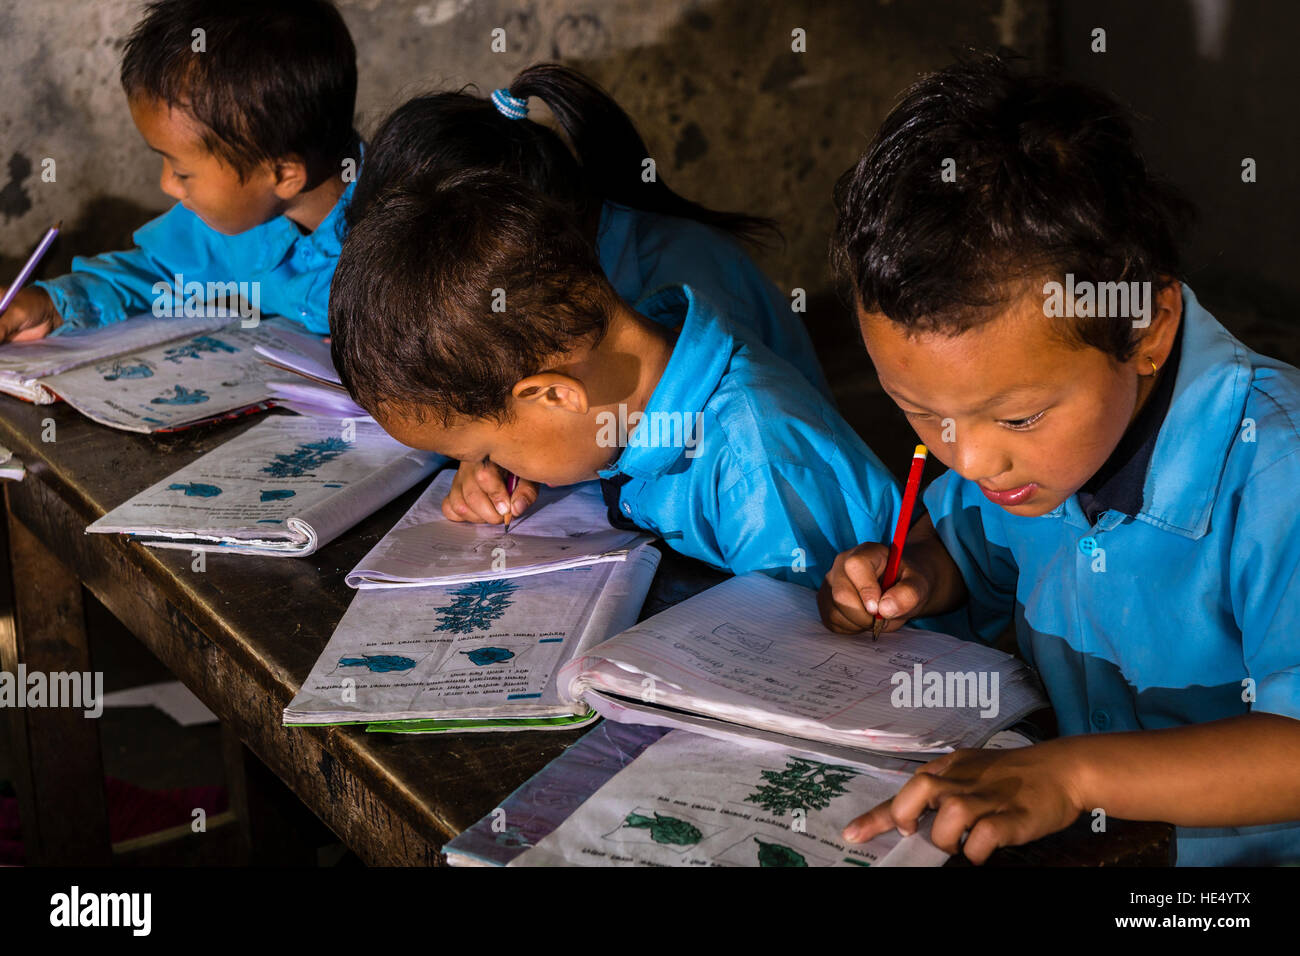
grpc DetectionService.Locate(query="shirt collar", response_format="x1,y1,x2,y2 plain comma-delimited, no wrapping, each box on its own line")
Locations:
597,283,734,481
1136,283,1252,538
243,140,363,271
1076,319,1185,522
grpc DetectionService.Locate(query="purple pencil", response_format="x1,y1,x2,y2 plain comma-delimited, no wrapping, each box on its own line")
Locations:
0,221,61,316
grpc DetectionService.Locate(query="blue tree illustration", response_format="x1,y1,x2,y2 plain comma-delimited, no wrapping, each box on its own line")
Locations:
435,579,519,634
261,437,350,478
163,335,239,363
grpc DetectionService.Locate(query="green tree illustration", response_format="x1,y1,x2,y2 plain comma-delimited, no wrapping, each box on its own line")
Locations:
623,811,702,846
744,757,858,814
755,837,808,867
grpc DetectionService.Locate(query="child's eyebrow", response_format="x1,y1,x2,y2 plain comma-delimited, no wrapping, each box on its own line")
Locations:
976,383,1053,409
882,381,1050,414
146,145,180,162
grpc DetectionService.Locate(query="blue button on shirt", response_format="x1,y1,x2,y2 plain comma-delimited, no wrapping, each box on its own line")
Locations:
37,173,358,336
596,202,833,401
925,285,1300,866
597,283,902,590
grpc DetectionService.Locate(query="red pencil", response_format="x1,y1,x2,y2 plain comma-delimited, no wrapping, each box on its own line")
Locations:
873,444,928,640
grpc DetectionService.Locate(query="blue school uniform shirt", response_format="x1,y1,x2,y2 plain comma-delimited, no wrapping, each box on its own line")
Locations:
924,284,1300,866
596,202,833,400
36,177,357,336
597,283,901,589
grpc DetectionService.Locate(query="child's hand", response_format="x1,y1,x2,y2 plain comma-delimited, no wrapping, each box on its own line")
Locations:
843,742,1087,864
817,542,932,635
0,286,61,343
441,458,539,524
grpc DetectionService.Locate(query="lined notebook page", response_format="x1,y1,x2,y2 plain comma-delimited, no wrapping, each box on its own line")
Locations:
562,573,1044,752
346,472,649,588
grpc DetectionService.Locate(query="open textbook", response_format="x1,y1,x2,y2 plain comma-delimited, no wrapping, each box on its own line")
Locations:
345,470,651,589
446,721,1035,866
559,573,1047,758
456,728,951,867
87,415,444,556
284,545,661,731
255,337,373,423
0,313,231,403
34,317,325,432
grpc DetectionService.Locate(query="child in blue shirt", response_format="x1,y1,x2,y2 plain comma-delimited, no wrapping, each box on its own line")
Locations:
328,170,903,589
344,65,832,524
820,57,1300,866
0,0,360,340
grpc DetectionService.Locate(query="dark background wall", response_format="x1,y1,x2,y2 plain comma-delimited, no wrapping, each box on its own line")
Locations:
1057,0,1300,363
1,0,1295,464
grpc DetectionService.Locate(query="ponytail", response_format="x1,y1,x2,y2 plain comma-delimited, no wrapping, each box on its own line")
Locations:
510,63,779,246
351,65,779,247
347,88,585,231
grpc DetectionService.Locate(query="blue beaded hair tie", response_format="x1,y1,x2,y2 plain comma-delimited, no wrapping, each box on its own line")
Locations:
491,88,529,120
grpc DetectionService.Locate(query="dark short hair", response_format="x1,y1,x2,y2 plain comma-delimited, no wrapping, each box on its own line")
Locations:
330,170,616,425
831,55,1194,360
121,0,358,189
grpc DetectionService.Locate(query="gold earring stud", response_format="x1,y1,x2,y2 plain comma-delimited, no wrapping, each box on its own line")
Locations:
1148,358,1159,375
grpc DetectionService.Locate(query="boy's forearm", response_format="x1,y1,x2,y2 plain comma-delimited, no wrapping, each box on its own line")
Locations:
904,514,968,617
1067,712,1300,827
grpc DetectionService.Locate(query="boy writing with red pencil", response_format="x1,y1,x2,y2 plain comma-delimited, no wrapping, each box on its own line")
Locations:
820,57,1300,865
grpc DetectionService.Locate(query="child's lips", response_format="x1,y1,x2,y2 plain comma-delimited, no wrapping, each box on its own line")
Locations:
979,481,1038,506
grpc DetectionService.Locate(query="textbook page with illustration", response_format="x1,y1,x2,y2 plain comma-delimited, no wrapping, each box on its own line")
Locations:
560,573,1047,756
87,415,444,556
38,318,325,432
346,471,651,589
507,729,949,867
284,544,661,729
446,719,1033,866
0,313,231,403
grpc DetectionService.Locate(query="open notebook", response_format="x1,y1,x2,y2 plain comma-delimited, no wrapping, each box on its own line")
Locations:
0,313,230,404
284,544,661,731
87,415,444,556
448,726,969,867
41,318,329,432
559,573,1047,759
448,722,1037,867
345,471,650,589
0,313,327,432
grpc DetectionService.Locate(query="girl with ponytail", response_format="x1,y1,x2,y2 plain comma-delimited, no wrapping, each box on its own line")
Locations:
348,64,832,524
348,64,829,397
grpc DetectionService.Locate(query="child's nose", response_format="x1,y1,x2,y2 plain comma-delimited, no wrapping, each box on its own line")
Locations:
953,436,1011,483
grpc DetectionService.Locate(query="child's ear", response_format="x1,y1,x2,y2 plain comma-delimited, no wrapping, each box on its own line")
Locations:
512,372,590,415
1134,278,1183,372
270,157,310,199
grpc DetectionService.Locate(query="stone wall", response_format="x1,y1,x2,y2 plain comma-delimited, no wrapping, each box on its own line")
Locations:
0,0,1050,302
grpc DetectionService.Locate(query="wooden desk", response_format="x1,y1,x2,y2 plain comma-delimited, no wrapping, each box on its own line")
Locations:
0,397,1173,866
